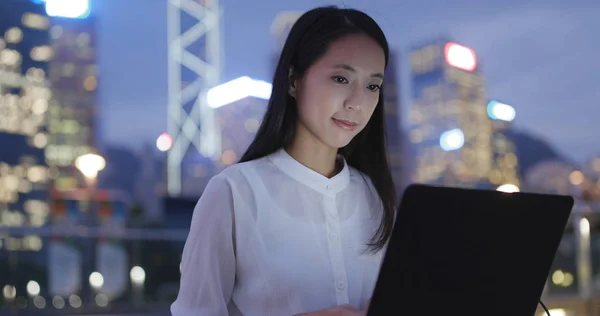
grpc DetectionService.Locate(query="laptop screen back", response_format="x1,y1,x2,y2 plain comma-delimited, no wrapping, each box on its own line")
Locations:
367,185,573,316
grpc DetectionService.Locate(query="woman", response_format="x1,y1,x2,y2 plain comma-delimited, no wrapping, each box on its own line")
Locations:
171,6,397,316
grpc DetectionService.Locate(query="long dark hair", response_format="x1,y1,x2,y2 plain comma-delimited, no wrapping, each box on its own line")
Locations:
239,6,396,252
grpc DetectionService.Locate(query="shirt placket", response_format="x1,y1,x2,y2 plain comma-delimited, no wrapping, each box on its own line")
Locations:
323,185,349,305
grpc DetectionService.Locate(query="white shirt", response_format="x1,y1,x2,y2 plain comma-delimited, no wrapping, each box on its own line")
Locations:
171,149,385,316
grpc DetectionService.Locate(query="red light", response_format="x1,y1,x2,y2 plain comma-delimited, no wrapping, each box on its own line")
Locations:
445,42,477,72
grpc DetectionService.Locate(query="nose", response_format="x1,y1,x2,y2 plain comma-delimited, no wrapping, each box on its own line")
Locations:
343,88,365,111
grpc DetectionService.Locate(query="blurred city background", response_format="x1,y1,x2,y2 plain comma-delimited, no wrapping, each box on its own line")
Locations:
0,0,599,315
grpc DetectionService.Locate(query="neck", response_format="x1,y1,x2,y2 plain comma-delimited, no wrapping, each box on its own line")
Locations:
286,128,339,178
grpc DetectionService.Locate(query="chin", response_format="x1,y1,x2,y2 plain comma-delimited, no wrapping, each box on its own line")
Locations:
324,135,355,149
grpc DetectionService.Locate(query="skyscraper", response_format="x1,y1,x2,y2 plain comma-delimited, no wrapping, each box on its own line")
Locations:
487,100,520,192
209,76,271,167
0,0,51,302
0,0,51,236
44,1,97,192
409,39,493,188
177,76,271,197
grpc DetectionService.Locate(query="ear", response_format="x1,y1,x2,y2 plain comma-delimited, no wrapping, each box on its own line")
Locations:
288,67,297,98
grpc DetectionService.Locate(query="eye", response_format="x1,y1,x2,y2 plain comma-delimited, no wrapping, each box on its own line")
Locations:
331,76,348,84
367,84,381,92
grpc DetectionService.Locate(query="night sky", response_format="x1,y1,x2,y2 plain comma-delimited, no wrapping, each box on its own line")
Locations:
91,0,599,163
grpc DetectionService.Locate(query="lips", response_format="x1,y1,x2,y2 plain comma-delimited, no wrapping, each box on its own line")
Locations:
332,118,358,131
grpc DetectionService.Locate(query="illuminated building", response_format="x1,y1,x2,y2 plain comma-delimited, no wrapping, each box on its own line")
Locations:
209,76,270,165
0,0,51,235
44,0,97,192
169,76,270,198
409,39,493,188
487,100,520,192
177,76,270,197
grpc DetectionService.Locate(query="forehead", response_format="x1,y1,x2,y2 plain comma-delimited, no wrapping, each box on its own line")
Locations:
314,33,386,73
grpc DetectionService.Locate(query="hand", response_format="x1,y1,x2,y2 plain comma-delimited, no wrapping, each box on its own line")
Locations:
294,304,365,316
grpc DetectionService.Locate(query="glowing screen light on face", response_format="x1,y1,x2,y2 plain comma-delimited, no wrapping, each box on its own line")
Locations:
45,0,91,19
440,128,464,151
207,76,272,109
444,42,477,72
487,100,516,122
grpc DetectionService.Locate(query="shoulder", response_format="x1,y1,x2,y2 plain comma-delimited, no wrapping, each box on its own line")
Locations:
204,157,270,197
213,157,266,184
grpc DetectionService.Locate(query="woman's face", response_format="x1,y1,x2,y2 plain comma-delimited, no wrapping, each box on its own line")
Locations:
291,33,385,150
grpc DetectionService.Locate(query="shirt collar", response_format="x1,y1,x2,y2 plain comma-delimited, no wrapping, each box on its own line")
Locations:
268,148,350,196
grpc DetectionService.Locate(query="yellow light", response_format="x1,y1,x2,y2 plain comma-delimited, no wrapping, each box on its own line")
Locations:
551,270,564,285
562,272,573,287
83,76,97,91
546,309,566,316
30,46,53,62
569,170,584,185
75,153,105,179
5,27,23,44
221,150,237,165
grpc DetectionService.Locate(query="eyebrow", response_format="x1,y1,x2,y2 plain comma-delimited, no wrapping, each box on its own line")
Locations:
332,64,384,79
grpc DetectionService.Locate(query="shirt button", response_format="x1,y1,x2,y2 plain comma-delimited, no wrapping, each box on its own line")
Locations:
336,281,346,290
325,184,332,190
329,232,338,240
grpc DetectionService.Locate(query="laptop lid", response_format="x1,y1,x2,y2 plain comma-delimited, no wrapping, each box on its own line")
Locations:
367,184,574,316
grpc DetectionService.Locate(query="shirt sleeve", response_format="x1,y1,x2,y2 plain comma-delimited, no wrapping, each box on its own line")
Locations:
171,174,237,315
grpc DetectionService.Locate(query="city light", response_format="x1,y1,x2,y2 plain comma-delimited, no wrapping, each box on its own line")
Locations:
52,296,66,309
156,132,173,152
207,76,272,108
130,266,146,286
487,100,516,122
569,170,585,185
75,153,106,179
580,217,590,237
496,184,520,193
69,294,82,308
552,269,574,288
439,128,464,151
444,42,477,72
26,280,40,296
2,285,16,300
89,271,104,289
45,0,91,19
547,310,566,316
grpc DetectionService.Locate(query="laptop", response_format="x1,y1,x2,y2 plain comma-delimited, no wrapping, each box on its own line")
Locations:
367,184,574,316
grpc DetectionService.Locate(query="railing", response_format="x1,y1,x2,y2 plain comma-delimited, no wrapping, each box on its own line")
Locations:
1,205,600,315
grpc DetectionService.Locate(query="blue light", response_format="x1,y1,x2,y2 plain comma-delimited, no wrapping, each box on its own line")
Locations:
487,100,515,122
440,128,464,151
45,0,90,19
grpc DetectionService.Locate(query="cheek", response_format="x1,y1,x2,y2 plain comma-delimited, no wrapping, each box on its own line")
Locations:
297,86,337,120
